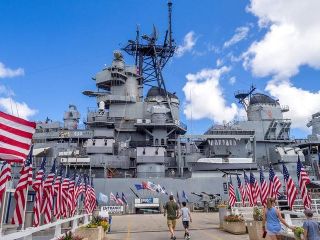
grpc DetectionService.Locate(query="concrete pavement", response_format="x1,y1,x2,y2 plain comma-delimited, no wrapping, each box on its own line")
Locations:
106,212,250,240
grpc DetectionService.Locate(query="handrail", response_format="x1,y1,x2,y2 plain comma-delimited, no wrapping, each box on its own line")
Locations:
0,213,91,240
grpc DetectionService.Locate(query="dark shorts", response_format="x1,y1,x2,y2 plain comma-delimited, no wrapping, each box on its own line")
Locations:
182,221,189,229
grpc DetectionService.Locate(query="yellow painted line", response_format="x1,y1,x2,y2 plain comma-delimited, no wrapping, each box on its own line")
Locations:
125,222,131,240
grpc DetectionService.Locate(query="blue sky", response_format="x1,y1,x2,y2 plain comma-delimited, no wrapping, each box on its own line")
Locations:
1,0,320,138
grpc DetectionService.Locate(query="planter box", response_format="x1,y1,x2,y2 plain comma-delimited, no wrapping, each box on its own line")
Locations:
246,220,263,240
75,226,104,240
223,221,246,235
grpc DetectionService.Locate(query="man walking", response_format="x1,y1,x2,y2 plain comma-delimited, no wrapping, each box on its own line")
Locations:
164,194,179,240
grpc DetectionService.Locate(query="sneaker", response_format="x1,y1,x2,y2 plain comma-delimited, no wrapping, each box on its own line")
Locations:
172,236,176,240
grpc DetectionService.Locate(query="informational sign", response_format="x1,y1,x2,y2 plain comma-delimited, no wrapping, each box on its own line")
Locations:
140,198,153,204
101,206,124,214
223,182,228,194
134,198,159,208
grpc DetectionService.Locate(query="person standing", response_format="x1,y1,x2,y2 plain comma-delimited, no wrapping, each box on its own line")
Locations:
178,201,192,239
164,195,179,240
302,209,320,240
262,197,294,239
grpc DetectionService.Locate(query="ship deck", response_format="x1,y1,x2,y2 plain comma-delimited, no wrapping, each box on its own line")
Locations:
107,212,249,240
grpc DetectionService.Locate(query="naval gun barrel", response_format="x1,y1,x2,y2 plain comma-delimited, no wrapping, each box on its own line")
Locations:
191,192,203,198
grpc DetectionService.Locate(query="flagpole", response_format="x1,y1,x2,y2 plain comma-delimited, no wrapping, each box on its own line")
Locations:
0,188,8,235
21,187,29,230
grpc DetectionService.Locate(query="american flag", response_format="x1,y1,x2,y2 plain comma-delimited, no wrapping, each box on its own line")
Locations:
244,172,254,206
75,175,85,202
269,165,282,198
68,172,76,217
61,169,70,217
0,161,12,207
84,176,91,213
110,192,118,204
72,175,83,216
122,192,128,206
0,111,36,163
250,172,260,205
282,163,298,210
88,177,96,213
11,148,33,225
228,176,236,207
116,192,124,205
41,159,56,224
297,156,311,209
237,174,246,206
32,157,46,227
53,165,63,219
259,168,268,207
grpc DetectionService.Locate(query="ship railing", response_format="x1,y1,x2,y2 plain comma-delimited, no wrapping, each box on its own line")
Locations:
0,213,91,240
233,198,320,214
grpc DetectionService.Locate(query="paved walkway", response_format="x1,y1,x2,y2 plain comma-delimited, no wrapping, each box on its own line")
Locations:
107,213,250,240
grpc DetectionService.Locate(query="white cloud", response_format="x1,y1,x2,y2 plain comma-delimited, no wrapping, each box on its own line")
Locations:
183,66,243,123
0,97,37,120
229,76,236,85
266,80,320,131
244,0,320,79
0,85,15,97
0,62,24,78
224,26,250,48
216,59,223,67
176,31,197,57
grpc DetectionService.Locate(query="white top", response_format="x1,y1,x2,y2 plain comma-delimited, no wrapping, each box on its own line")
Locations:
181,207,190,221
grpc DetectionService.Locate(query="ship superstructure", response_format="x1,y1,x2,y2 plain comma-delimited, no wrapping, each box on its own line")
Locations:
29,1,320,209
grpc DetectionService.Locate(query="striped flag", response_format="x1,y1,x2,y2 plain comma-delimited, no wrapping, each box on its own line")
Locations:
269,165,282,199
88,177,96,213
0,161,12,207
228,176,236,207
11,148,33,225
41,159,56,224
0,111,36,163
68,172,76,216
244,172,254,206
32,157,46,227
237,174,246,206
282,163,298,210
84,176,91,212
116,192,124,205
250,172,260,205
73,175,84,216
61,170,70,217
53,165,63,219
297,156,311,209
110,192,118,204
259,168,268,207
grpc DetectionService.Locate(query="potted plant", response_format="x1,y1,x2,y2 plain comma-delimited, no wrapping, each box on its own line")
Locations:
294,227,304,240
246,207,264,240
223,214,246,234
75,216,109,240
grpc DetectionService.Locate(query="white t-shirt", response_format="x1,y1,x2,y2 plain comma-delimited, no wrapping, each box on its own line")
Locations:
181,207,190,221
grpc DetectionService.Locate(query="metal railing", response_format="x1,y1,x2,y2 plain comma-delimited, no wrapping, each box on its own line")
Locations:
234,198,320,214
0,214,91,240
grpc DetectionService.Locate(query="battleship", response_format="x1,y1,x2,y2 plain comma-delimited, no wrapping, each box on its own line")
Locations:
26,0,320,212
